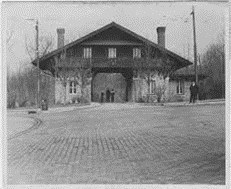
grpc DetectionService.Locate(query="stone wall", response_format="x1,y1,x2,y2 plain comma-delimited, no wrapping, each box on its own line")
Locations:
54,69,192,104
132,78,148,102
40,72,55,105
132,71,169,102
55,78,65,104
55,77,91,104
167,80,191,102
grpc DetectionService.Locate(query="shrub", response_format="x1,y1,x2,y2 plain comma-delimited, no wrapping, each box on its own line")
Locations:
56,101,62,105
176,98,184,102
82,98,90,104
71,96,79,104
138,96,146,103
7,98,16,108
175,95,184,102
20,99,29,107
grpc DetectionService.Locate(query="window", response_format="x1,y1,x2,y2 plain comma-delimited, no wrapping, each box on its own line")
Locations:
176,80,184,94
69,81,77,94
150,80,156,94
108,48,116,58
133,48,141,58
83,47,92,58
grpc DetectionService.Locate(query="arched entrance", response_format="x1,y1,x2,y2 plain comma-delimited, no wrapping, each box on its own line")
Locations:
91,68,133,103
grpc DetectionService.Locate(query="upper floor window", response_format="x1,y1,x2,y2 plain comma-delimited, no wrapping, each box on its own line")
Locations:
83,47,92,58
176,80,184,94
133,48,141,58
69,81,77,94
150,80,156,94
108,48,116,59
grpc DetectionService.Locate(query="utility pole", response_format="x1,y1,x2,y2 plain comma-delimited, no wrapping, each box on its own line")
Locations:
35,20,40,110
191,6,198,84
26,19,40,110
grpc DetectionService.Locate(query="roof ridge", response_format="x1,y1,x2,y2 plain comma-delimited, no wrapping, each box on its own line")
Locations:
34,21,193,67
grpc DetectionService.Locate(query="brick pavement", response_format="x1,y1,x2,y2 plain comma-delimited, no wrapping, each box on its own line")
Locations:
7,104,225,184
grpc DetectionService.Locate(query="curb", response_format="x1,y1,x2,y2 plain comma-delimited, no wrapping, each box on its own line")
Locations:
8,116,42,140
8,103,102,114
136,101,225,107
164,101,225,107
40,103,102,114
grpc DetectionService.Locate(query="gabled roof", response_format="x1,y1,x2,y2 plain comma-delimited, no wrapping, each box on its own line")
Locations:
35,21,193,67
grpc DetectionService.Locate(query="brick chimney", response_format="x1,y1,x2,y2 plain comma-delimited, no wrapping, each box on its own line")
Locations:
57,28,65,49
156,27,166,48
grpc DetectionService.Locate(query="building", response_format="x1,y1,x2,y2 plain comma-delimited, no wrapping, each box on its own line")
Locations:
34,22,202,104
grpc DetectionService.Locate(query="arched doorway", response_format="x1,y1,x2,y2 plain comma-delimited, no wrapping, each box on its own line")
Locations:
92,73,127,103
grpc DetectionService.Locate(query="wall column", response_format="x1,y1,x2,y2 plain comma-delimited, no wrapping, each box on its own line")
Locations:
122,69,133,102
127,76,133,102
91,70,97,102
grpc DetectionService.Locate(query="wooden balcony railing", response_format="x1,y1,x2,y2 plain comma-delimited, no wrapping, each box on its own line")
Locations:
57,57,170,69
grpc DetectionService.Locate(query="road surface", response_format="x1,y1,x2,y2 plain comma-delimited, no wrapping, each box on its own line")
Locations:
7,103,225,184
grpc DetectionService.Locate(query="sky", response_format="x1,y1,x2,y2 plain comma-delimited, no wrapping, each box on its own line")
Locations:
2,1,227,74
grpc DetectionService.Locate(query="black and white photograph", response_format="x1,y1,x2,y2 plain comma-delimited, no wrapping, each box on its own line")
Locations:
1,0,228,187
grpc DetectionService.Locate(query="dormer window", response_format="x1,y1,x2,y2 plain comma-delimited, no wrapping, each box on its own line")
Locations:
108,48,116,59
133,48,141,58
83,47,92,58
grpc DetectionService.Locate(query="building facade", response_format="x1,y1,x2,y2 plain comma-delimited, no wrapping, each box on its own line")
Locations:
34,22,197,104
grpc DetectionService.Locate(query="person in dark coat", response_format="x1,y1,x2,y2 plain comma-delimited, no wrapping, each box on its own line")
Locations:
111,89,115,103
189,81,199,103
106,89,111,102
100,92,104,103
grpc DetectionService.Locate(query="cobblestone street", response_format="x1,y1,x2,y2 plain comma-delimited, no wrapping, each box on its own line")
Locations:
7,104,225,184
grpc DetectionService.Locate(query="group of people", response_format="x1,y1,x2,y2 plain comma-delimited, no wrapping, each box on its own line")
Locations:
101,89,115,103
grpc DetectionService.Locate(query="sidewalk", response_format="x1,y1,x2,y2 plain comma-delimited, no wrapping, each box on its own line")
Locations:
7,102,101,114
164,99,225,107
136,99,225,107
40,102,101,113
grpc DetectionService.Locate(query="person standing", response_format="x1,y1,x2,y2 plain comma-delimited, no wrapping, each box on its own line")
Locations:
111,89,115,103
106,89,111,102
189,81,199,104
100,91,104,103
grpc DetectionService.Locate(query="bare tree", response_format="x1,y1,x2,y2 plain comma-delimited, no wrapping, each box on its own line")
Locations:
155,79,167,103
53,51,70,105
53,52,92,104
138,43,173,102
7,35,55,107
71,56,92,103
139,43,157,95
7,30,15,50
25,35,54,61
25,34,55,103
199,31,225,99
